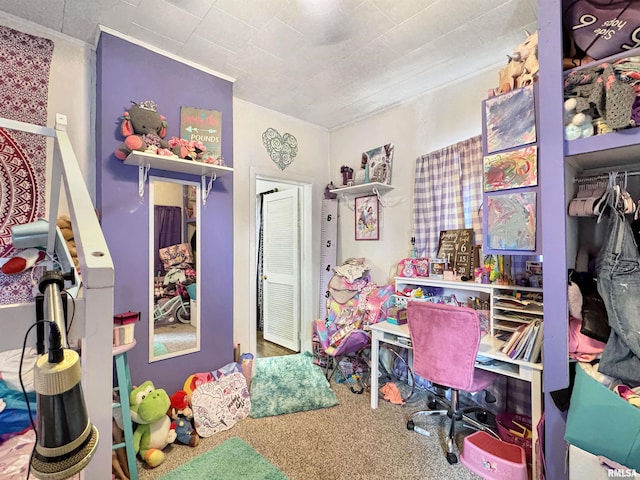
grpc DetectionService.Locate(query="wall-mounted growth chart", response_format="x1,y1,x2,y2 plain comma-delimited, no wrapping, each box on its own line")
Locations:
319,198,338,321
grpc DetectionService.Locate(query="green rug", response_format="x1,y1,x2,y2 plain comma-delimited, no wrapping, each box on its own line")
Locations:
249,351,338,418
158,437,288,480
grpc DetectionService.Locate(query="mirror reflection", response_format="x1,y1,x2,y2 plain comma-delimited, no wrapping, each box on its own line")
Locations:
149,176,200,362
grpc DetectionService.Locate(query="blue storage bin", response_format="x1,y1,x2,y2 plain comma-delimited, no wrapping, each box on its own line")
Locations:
565,363,640,470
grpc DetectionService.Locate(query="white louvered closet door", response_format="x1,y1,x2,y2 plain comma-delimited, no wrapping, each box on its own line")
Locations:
262,188,300,351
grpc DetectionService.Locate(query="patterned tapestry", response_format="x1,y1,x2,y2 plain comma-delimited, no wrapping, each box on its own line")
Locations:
0,26,54,304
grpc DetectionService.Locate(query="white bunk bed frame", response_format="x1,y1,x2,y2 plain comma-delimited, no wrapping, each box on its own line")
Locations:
0,114,114,478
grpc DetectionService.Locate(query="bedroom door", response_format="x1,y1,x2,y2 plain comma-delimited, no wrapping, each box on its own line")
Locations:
261,188,300,351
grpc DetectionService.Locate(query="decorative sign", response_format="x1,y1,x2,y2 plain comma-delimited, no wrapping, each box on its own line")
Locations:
262,127,298,170
436,228,473,275
180,107,221,163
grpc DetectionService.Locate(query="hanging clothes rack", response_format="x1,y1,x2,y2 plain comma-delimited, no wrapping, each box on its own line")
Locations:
569,171,638,218
574,170,640,183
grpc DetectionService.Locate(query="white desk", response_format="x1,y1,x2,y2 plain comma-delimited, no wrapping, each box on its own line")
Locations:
369,320,542,480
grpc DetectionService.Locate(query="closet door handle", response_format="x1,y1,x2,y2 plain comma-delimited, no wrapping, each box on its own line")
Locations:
263,275,268,280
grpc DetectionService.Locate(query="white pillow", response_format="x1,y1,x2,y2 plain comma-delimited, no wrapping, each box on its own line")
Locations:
0,347,39,392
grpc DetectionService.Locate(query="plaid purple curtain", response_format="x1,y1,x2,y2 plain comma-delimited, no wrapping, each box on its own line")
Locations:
459,136,484,242
413,135,483,258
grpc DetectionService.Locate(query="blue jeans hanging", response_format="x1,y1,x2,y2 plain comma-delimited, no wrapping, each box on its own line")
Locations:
596,207,640,386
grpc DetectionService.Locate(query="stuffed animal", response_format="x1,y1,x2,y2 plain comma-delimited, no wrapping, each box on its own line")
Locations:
129,381,176,468
496,30,539,95
168,390,199,447
57,216,79,270
563,98,594,141
173,416,200,447
168,390,193,422
114,101,187,160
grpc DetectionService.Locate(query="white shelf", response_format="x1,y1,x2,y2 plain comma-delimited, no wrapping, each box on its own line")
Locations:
124,151,233,201
330,182,394,196
124,151,233,177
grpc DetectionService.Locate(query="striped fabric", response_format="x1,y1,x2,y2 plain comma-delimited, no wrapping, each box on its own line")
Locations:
413,135,483,258
459,136,484,243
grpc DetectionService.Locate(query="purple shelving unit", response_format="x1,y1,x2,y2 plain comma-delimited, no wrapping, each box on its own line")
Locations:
538,2,640,479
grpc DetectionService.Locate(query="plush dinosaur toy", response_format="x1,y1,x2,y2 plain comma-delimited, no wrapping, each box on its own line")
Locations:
129,381,176,468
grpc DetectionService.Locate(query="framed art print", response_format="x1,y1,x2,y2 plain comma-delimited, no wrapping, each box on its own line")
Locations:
484,145,538,192
486,191,536,251
484,85,536,154
355,195,379,240
362,143,394,184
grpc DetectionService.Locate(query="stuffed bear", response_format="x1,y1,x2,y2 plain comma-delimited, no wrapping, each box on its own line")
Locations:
129,381,177,468
114,101,187,160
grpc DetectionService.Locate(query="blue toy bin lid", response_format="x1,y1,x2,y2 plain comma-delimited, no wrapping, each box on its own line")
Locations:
186,283,196,300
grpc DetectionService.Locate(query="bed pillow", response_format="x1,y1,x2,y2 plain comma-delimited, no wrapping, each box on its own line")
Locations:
191,372,250,438
0,348,38,392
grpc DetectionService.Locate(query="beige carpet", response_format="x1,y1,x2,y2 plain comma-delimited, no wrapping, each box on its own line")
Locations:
137,382,484,480
153,323,196,353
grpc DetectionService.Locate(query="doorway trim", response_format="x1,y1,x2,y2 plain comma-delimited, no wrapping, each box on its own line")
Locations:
248,167,313,356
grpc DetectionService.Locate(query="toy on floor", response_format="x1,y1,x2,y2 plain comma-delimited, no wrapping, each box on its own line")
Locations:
173,416,200,447
168,389,200,447
168,390,193,421
129,381,176,468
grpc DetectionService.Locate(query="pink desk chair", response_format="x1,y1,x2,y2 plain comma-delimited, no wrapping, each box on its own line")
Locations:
406,301,499,465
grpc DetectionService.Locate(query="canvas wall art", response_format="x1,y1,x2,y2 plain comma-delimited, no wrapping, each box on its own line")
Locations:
362,143,394,184
485,85,536,154
355,195,379,240
486,191,536,251
484,145,538,192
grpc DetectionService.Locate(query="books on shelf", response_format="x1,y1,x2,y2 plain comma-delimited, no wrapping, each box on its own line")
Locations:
494,295,543,311
500,319,543,363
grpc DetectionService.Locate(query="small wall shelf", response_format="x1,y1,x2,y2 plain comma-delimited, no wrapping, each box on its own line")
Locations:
124,151,233,202
330,182,394,208
330,182,394,196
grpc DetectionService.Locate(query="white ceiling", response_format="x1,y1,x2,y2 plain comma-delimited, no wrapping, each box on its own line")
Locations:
0,0,537,130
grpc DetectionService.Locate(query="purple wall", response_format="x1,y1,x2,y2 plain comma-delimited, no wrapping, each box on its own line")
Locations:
96,33,234,395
